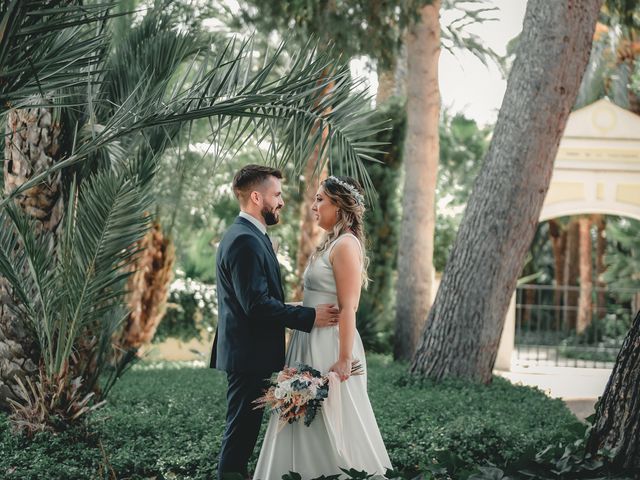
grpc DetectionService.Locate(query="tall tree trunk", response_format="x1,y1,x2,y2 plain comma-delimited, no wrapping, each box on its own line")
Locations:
410,0,602,383
563,219,580,330
358,100,405,351
577,216,593,334
1,106,64,410
593,214,607,319
394,42,408,100
586,310,640,469
522,286,536,326
376,60,397,105
549,219,567,328
633,292,640,317
394,1,440,361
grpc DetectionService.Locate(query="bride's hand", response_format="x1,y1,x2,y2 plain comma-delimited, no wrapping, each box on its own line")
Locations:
329,358,352,382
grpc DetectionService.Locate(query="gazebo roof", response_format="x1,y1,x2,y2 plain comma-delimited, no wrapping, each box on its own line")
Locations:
556,98,640,172
540,98,640,222
563,98,640,141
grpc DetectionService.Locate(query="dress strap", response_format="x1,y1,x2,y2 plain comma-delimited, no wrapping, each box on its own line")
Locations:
327,233,363,258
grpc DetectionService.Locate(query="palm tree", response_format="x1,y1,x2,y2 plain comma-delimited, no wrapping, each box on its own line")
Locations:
0,1,108,106
1,0,111,411
0,2,383,432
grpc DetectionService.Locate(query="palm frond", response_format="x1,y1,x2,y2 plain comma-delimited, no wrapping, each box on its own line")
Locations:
2,37,384,205
0,209,33,314
0,203,57,366
67,8,220,186
55,168,151,375
98,8,207,117
0,1,113,106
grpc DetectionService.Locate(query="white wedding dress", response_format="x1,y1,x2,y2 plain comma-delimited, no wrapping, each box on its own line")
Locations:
253,234,392,480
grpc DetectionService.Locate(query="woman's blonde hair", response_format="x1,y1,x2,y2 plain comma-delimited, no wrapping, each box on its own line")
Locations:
311,176,370,288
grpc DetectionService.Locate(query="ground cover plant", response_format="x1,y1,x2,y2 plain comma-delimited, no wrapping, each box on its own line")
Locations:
0,356,582,479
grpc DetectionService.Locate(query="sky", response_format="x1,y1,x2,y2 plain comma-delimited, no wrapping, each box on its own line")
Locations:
350,0,529,127
217,0,530,127
439,0,528,126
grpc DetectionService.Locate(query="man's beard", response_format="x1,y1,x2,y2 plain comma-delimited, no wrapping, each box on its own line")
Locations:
261,206,280,226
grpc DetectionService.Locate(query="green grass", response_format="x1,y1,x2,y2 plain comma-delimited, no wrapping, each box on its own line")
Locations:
0,355,582,479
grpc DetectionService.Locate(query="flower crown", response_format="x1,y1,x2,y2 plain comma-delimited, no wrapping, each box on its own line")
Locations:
326,176,365,206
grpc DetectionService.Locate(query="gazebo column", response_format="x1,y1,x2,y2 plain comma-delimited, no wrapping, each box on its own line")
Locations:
495,293,516,371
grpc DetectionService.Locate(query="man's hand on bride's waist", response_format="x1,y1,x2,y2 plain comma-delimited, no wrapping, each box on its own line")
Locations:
313,304,340,328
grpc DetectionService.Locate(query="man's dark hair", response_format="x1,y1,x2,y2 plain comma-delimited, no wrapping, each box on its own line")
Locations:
232,164,283,203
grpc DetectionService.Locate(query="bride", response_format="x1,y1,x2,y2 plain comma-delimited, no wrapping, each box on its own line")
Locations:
253,176,391,479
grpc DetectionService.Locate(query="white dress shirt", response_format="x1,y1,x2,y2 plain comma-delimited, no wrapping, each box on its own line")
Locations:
239,211,267,235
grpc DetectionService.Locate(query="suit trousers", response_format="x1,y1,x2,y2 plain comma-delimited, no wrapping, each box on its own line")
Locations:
217,372,270,479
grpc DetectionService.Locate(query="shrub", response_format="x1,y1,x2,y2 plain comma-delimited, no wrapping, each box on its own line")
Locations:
373,358,581,475
0,355,582,479
155,278,218,342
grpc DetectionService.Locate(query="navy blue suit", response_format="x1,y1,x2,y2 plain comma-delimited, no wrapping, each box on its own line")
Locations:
211,216,315,478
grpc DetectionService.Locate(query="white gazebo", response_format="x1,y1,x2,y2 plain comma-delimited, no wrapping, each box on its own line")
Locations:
541,98,640,222
496,98,640,370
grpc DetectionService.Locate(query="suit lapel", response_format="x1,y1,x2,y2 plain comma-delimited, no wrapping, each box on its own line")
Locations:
235,217,285,299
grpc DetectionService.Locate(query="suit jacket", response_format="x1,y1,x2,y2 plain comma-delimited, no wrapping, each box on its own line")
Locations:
210,216,315,374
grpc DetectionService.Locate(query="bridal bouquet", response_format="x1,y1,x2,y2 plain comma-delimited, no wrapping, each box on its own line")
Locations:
254,361,363,429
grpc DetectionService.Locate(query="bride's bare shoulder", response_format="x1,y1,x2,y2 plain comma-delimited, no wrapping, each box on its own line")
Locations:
328,234,362,265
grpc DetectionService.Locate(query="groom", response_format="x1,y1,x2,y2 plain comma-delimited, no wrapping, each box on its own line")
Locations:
211,164,339,479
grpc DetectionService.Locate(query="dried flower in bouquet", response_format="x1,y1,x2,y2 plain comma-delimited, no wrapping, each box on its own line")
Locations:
254,360,364,430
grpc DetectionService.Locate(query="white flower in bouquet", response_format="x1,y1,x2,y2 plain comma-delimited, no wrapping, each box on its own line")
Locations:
254,361,364,429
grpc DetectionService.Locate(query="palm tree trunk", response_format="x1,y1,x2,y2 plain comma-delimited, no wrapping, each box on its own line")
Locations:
564,219,580,330
1,106,64,410
394,1,440,361
577,216,593,334
410,0,602,383
0,280,40,410
116,221,175,354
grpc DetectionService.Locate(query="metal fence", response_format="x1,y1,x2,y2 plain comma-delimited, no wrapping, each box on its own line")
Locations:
514,284,638,368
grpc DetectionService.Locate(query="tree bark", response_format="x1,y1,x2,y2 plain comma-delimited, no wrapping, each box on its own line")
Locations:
577,216,593,334
376,60,397,105
522,286,536,326
563,219,580,330
593,214,607,319
633,293,640,317
586,310,640,470
410,0,603,382
394,1,440,361
118,221,175,353
1,106,64,410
